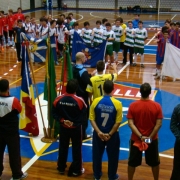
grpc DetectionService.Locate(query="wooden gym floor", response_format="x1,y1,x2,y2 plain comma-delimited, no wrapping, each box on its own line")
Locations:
1,10,180,180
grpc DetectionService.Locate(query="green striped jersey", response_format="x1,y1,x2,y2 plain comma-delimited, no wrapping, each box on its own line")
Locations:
124,27,135,47
134,28,148,48
81,28,92,44
112,25,123,42
69,29,82,48
93,28,104,43
103,30,115,45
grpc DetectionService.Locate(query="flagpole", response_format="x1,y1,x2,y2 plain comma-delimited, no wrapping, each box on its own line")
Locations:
25,41,48,138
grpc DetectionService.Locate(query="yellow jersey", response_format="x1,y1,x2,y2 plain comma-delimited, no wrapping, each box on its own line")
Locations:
120,23,127,42
86,73,117,100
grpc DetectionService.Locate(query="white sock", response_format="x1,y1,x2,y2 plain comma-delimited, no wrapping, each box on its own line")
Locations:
141,54,144,64
134,54,137,63
157,69,161,76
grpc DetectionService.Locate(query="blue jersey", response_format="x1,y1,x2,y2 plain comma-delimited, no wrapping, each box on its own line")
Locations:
89,95,122,133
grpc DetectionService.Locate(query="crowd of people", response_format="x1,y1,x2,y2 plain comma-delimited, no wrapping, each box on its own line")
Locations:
0,7,180,180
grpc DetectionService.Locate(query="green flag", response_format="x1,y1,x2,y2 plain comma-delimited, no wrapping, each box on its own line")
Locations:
44,43,59,137
61,43,73,94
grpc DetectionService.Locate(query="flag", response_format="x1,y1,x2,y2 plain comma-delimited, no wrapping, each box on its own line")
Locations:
61,43,73,94
19,43,39,136
21,32,47,63
161,43,180,79
72,31,106,67
44,40,59,137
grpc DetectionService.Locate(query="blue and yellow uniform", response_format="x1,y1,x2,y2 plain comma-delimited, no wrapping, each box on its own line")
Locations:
86,73,117,100
89,95,122,180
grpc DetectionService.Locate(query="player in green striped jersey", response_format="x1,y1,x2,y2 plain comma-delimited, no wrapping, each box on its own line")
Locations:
112,18,123,61
104,23,115,64
81,21,92,46
92,20,104,47
123,21,135,65
134,21,148,68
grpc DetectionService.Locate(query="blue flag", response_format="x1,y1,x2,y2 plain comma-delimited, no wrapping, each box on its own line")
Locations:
21,32,47,63
72,32,106,67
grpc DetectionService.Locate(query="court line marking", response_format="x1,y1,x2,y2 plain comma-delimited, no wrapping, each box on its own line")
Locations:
146,14,177,45
118,62,130,75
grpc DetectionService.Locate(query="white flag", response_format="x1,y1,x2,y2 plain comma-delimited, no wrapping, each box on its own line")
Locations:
161,43,180,79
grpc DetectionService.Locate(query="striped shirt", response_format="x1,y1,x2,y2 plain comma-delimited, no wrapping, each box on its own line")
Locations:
134,28,148,48
81,28,92,44
103,30,115,45
112,25,123,42
93,27,104,44
69,29,82,48
124,27,135,47
170,30,180,48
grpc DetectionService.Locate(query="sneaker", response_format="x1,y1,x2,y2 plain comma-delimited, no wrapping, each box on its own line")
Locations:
72,168,85,176
10,172,28,180
141,64,144,68
108,174,119,180
132,63,136,66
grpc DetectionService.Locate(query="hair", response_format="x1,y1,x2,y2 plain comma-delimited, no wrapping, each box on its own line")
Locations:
60,14,65,18
170,22,175,26
66,16,71,20
128,21,132,24
102,18,108,24
134,14,140,17
96,60,105,72
41,17,48,23
0,79,9,93
118,17,123,23
66,79,78,94
96,20,101,25
163,30,169,35
74,22,79,27
176,22,180,26
68,12,73,16
161,26,169,33
76,52,84,62
50,20,56,25
0,11,4,14
84,21,90,27
140,83,151,98
165,19,171,24
56,19,63,26
17,19,23,23
105,22,111,27
8,9,13,13
17,7,22,11
138,20,143,24
25,15,30,19
103,80,114,94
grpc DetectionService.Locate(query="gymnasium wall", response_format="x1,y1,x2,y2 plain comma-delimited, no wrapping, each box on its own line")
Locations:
52,0,180,11
0,0,42,13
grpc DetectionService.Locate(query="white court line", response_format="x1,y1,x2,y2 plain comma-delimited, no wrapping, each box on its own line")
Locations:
146,14,177,45
22,155,39,173
90,12,115,20
3,73,8,76
9,69,13,71
13,65,17,68
118,62,130,75
82,143,174,159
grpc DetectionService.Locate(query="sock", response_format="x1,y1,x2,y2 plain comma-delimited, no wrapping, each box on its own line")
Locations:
141,54,144,64
157,69,161,76
134,54,137,63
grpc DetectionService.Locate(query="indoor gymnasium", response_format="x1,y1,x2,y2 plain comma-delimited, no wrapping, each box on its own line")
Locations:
0,0,180,180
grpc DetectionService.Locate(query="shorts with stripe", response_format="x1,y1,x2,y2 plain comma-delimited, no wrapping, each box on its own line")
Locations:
134,47,144,54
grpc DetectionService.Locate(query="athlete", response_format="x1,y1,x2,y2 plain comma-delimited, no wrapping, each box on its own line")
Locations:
112,18,123,61
134,21,148,67
89,80,122,180
81,21,92,46
86,60,117,103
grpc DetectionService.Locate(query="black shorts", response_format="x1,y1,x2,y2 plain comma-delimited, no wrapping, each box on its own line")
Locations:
58,43,64,51
3,31,8,40
128,139,160,167
9,30,14,37
120,42,124,50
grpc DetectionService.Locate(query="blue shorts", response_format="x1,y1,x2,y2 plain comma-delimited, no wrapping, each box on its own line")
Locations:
156,53,164,65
